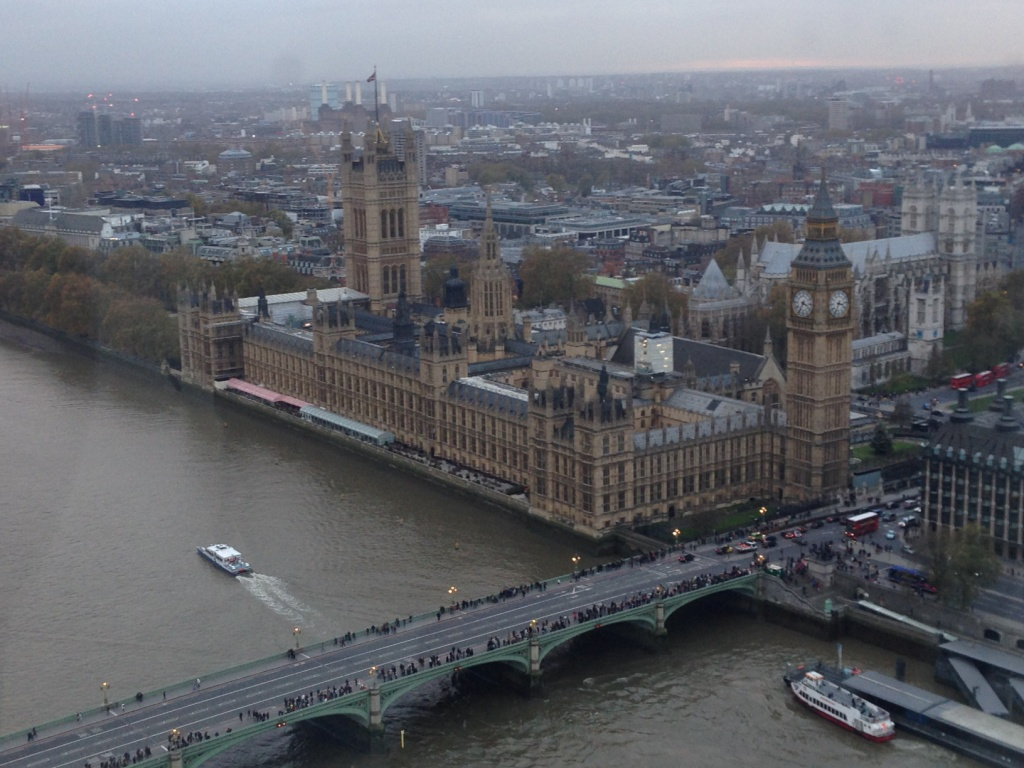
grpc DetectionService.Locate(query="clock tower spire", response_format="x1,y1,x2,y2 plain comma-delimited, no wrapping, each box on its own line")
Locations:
785,176,854,502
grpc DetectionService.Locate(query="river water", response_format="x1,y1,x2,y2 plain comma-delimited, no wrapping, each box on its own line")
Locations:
0,328,979,767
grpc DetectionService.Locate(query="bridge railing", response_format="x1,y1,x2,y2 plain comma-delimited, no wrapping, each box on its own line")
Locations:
0,549,734,750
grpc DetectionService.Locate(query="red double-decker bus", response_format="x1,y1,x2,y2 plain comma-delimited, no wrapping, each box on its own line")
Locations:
974,370,995,388
949,373,973,390
993,362,1011,379
846,511,879,536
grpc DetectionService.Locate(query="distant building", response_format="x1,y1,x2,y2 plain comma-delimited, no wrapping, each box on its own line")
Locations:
309,83,341,118
828,97,849,131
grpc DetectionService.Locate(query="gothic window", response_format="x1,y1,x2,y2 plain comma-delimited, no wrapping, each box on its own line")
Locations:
397,208,405,237
389,209,397,239
945,238,954,254
380,210,388,239
400,265,406,293
383,268,391,294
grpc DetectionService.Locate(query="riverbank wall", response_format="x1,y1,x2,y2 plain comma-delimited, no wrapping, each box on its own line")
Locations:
210,387,626,556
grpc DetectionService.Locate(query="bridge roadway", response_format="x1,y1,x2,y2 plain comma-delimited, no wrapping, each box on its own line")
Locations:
0,550,757,768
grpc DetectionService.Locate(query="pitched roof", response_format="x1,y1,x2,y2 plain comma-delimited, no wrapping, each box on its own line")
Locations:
610,328,766,381
691,258,736,301
758,232,937,276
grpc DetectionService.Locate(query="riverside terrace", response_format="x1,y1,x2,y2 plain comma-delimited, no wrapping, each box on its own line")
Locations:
0,554,756,768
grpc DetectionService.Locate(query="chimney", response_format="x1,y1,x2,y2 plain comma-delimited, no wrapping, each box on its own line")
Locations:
990,378,1008,412
997,395,1019,432
950,388,973,424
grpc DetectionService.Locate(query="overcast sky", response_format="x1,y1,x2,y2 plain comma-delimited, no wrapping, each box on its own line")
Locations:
2,0,1022,91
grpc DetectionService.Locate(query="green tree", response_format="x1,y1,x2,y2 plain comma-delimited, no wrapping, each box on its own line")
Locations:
518,245,591,308
622,272,687,329
891,397,914,430
870,423,893,456
962,289,1021,371
422,256,467,307
927,525,1001,610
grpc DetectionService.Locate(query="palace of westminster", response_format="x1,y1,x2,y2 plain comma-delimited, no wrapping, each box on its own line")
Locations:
179,125,858,539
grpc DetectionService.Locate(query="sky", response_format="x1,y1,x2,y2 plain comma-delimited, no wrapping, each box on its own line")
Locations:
2,0,1022,91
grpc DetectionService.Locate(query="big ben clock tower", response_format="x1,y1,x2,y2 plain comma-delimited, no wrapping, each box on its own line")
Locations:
785,178,854,502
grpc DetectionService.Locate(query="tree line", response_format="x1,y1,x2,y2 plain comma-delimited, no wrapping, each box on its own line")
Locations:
0,229,310,366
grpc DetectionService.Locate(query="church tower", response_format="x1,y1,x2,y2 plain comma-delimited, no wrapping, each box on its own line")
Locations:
340,124,422,314
938,172,977,330
469,196,514,349
785,179,854,502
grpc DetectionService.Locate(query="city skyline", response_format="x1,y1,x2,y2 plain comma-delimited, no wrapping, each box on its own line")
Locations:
2,0,1023,91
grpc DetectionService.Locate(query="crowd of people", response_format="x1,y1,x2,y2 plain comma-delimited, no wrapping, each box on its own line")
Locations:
83,746,152,768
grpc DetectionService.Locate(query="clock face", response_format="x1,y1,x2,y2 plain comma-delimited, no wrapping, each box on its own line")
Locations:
792,290,813,318
829,290,849,318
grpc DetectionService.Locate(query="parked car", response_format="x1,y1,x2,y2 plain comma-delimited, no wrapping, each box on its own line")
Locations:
885,529,896,540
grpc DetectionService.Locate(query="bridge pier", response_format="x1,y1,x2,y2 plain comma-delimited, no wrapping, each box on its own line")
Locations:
167,750,182,768
655,602,667,637
528,637,544,696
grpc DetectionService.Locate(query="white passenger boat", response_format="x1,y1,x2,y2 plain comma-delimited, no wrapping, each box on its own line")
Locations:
788,669,895,742
196,544,252,576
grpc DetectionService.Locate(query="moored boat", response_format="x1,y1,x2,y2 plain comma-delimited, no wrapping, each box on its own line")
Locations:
197,544,252,576
787,668,895,742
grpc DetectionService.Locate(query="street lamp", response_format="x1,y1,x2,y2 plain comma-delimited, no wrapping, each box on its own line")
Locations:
529,618,537,635
293,626,301,650
448,585,458,601
571,555,581,574
759,506,767,529
101,681,110,710
672,528,681,548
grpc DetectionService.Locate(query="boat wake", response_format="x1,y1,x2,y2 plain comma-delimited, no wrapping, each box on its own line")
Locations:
239,573,319,625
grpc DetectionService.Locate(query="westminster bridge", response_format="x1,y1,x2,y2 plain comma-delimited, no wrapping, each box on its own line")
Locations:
0,552,758,768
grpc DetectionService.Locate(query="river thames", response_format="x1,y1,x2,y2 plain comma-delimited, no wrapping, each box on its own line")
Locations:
0,328,980,767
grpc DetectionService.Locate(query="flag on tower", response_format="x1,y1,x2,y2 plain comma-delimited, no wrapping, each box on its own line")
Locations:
367,71,376,83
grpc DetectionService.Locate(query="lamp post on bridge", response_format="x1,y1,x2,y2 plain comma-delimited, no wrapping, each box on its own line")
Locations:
101,681,110,711
759,506,767,530
293,626,301,650
571,555,580,576
672,528,681,549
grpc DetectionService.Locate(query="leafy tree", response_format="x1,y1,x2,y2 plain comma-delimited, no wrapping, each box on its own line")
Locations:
518,245,592,309
870,423,893,456
729,285,788,366
99,245,162,297
927,525,1001,610
422,256,468,307
962,289,1021,371
622,272,687,329
891,397,914,430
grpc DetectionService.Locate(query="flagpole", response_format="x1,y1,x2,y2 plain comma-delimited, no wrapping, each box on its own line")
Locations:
373,65,379,127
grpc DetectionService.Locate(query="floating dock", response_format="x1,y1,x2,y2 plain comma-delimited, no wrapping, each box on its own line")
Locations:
841,669,1024,767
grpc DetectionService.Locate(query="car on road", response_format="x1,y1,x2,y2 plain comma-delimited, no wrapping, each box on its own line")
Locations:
809,520,824,529
763,535,778,548
783,530,798,539
735,542,758,553
885,529,896,540
715,545,733,555
844,530,857,541
902,545,916,555
678,552,695,563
